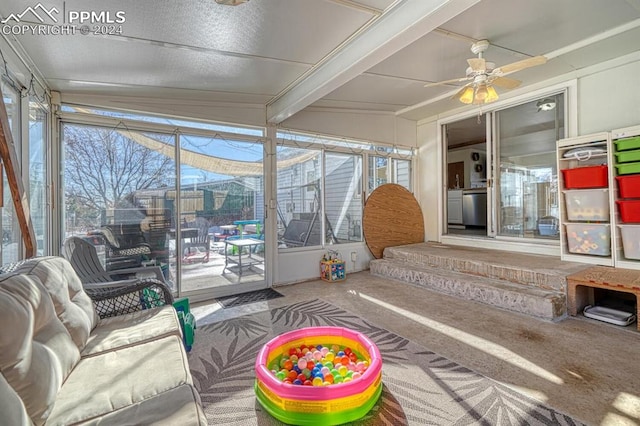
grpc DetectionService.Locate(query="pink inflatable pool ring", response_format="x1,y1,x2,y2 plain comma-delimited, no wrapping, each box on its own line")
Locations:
255,326,383,425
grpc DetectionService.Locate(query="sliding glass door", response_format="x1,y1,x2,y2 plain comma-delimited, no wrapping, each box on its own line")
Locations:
495,94,564,240
61,116,267,300
176,134,265,297
444,93,565,242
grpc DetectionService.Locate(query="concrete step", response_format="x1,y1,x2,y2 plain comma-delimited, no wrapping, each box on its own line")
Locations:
370,258,566,321
383,243,587,292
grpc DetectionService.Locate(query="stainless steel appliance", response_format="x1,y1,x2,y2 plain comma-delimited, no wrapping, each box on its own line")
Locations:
462,189,487,227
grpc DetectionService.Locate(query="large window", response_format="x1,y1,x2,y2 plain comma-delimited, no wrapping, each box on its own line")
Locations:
29,98,48,255
277,131,412,249
368,156,411,192
326,152,362,243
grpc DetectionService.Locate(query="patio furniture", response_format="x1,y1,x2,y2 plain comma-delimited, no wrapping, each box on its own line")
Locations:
62,236,166,285
223,237,265,278
63,236,174,317
89,225,152,270
182,217,211,264
0,256,206,425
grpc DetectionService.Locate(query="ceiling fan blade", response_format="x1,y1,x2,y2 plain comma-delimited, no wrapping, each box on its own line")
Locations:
467,57,486,72
491,76,521,89
495,55,547,75
424,76,470,88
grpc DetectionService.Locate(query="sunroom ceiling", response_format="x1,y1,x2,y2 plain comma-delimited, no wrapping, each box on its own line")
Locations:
1,0,640,123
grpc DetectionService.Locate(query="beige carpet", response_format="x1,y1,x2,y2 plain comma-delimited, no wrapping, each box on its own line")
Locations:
188,299,584,425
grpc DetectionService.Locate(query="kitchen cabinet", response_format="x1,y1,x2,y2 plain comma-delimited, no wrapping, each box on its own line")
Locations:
447,190,463,225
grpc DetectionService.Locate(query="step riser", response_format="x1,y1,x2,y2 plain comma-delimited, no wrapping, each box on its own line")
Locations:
371,260,566,321
385,248,566,292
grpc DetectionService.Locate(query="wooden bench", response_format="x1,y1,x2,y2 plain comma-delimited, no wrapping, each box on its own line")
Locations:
567,266,640,330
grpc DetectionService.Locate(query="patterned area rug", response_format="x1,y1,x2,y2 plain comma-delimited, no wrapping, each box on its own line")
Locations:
188,299,584,425
216,288,284,309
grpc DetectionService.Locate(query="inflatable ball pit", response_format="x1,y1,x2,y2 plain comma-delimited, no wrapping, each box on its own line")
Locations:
255,326,383,425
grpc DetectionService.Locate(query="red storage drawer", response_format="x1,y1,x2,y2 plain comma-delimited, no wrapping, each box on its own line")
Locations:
616,174,640,199
561,165,608,189
616,200,640,223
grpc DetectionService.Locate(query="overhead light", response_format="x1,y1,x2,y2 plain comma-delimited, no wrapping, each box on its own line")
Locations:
215,0,248,5
536,98,556,111
459,87,474,104
458,83,500,105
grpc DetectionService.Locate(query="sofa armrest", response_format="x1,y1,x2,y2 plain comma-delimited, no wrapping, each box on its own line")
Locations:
85,278,175,319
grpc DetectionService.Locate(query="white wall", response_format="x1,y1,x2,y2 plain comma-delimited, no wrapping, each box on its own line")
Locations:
416,120,439,242
281,108,417,147
578,59,640,134
276,244,373,285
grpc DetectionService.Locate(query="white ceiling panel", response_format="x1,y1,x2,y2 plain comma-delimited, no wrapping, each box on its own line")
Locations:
318,73,440,109
440,0,640,55
14,33,310,95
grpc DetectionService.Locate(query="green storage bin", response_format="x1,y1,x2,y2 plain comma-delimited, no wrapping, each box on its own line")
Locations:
615,136,640,151
615,161,640,175
615,149,640,163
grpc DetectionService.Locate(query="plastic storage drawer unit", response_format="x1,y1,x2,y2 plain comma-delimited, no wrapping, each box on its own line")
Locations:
616,200,640,223
615,136,640,151
561,165,608,189
615,149,640,163
618,224,640,260
615,162,640,175
563,189,610,221
616,175,640,199
565,223,611,256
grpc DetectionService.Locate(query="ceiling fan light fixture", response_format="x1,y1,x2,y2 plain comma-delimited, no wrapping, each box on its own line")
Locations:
459,86,475,104
536,98,556,111
485,85,499,103
474,84,489,102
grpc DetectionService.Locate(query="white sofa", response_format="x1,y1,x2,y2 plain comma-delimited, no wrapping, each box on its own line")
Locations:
0,256,206,425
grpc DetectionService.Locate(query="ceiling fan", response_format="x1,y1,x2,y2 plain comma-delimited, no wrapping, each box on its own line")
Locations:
424,40,547,105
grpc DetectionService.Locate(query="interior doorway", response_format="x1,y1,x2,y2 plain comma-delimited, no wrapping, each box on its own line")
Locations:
444,116,489,236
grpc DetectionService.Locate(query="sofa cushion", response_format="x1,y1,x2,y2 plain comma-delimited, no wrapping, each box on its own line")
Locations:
0,373,33,426
46,335,193,425
67,384,207,425
15,257,99,350
82,305,182,357
0,273,81,425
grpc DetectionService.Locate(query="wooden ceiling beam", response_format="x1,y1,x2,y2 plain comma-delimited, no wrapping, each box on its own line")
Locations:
0,86,36,258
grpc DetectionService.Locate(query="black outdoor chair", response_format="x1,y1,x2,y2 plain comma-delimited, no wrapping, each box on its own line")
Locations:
60,236,173,318
89,226,152,270
183,217,211,263
62,236,165,284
